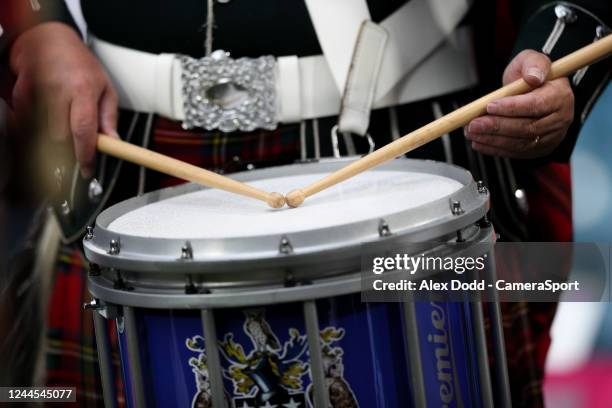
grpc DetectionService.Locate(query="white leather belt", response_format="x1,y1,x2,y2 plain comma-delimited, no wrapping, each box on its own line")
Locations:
89,1,478,132
91,28,477,131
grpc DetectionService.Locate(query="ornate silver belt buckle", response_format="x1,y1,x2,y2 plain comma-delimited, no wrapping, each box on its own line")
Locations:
180,50,278,132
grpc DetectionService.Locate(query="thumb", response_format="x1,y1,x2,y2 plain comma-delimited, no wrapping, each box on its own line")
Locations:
503,50,552,87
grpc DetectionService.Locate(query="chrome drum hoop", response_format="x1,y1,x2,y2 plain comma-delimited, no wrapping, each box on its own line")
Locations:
88,224,495,309
84,158,492,303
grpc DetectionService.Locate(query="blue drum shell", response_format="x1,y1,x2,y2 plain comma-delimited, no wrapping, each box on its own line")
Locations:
116,295,481,408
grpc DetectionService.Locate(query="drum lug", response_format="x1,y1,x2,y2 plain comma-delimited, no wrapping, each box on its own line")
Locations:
83,299,102,311
88,262,101,276
112,269,133,291
185,275,199,294
477,180,488,195
108,239,121,255
478,214,492,229
279,235,293,254
82,299,120,319
85,226,95,240
180,241,193,260
450,200,464,216
378,219,392,237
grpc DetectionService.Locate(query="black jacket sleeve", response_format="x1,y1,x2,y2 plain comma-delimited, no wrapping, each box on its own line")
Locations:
1,0,80,61
511,0,612,162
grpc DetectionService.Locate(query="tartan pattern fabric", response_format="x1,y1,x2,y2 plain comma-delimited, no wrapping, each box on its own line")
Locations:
149,117,302,187
46,246,100,406
484,162,573,407
491,301,559,408
526,163,573,242
46,246,125,408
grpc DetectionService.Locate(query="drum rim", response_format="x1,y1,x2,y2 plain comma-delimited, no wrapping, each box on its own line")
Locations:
83,158,489,274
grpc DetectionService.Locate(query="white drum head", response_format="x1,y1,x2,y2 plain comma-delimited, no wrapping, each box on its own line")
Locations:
108,171,463,239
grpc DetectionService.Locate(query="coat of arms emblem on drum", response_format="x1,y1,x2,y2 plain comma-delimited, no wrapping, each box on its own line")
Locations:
186,309,359,408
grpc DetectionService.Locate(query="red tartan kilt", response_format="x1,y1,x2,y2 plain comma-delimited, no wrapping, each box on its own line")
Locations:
150,117,302,187
495,163,573,407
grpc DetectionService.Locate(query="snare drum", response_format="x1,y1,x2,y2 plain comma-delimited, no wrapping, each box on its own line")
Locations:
83,159,509,408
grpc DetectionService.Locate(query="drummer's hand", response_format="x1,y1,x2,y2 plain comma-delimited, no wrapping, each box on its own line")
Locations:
10,22,118,178
464,50,574,159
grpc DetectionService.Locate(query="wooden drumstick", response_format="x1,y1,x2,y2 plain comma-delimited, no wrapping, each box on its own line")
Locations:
286,34,612,208
97,134,286,208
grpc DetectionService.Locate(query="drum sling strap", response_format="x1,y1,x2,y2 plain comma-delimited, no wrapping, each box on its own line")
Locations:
304,0,473,136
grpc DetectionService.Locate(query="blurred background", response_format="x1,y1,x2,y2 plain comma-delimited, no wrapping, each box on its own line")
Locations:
544,82,612,408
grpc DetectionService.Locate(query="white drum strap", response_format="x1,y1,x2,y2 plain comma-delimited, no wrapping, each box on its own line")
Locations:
303,0,371,93
305,0,472,135
376,0,472,101
338,21,388,135
276,56,302,123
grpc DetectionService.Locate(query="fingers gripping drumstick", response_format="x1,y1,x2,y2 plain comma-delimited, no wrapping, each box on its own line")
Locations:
97,134,286,208
286,34,612,208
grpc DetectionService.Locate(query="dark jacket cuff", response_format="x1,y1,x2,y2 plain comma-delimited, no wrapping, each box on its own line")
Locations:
511,1,612,163
1,0,81,62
